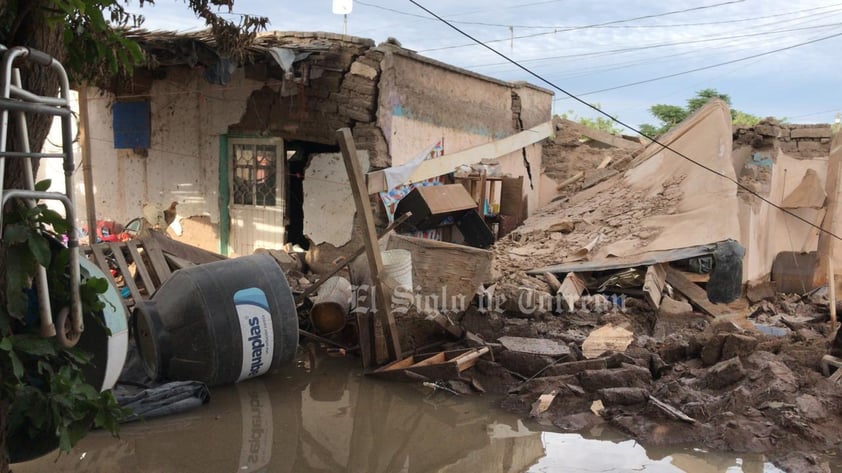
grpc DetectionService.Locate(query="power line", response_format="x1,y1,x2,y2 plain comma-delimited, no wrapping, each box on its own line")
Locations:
417,0,746,52
465,20,842,69
407,0,842,242
558,29,842,100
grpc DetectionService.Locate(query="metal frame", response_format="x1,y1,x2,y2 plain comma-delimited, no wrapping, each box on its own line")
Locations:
0,45,82,345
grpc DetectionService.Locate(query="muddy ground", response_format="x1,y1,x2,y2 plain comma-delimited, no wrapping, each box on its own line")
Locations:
443,286,842,473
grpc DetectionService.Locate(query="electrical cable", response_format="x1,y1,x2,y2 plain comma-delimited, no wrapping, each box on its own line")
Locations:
407,0,842,242
417,0,746,52
555,29,842,100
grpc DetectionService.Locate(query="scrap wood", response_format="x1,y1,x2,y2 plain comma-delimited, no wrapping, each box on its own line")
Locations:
581,324,634,359
557,118,643,152
665,266,731,317
648,395,697,424
556,171,584,191
338,127,401,366
643,264,667,309
542,272,562,295
530,389,559,417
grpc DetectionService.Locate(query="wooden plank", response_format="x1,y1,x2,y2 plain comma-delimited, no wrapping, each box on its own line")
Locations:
543,272,562,295
558,118,642,152
815,131,842,287
126,240,156,295
107,242,142,303
559,272,586,312
454,346,490,371
643,264,667,309
665,266,731,317
142,238,172,285
338,128,402,364
409,352,447,368
142,230,226,265
556,171,584,191
648,395,696,424
366,121,552,194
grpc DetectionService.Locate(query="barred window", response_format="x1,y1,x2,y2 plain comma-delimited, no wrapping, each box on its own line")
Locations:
232,142,278,206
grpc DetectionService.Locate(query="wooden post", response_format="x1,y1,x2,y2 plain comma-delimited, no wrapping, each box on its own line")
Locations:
815,131,842,288
336,128,402,364
78,85,97,241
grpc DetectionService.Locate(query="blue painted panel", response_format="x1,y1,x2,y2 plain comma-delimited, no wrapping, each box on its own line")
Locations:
112,101,150,149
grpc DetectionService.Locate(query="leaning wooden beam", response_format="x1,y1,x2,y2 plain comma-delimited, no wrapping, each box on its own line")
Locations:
664,266,730,317
643,264,667,309
366,121,552,194
557,118,642,152
337,128,402,366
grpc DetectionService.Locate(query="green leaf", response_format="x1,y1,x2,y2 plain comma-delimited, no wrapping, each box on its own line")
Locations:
34,179,52,192
4,223,31,245
0,337,12,351
13,335,57,357
28,233,52,267
39,209,71,235
85,277,109,294
9,350,24,379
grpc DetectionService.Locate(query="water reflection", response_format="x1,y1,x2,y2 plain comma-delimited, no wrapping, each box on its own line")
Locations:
13,346,799,472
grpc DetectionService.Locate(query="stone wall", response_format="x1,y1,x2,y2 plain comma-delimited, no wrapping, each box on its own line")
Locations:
734,120,832,158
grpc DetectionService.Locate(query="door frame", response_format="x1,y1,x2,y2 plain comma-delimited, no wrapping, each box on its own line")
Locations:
218,134,285,256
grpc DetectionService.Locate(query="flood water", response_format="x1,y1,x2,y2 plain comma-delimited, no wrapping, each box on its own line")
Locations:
14,345,801,473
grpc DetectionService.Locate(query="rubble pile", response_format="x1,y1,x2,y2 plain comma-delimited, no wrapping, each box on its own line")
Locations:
457,291,842,472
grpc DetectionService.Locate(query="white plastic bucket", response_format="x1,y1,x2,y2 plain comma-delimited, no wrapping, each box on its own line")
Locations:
381,249,413,293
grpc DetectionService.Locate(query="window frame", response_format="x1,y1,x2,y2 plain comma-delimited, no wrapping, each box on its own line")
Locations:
228,137,284,209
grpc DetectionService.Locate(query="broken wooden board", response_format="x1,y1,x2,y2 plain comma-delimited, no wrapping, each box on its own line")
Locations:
643,264,667,309
559,272,586,312
366,121,551,194
498,336,570,357
581,324,634,359
367,347,490,381
530,389,558,417
665,266,731,317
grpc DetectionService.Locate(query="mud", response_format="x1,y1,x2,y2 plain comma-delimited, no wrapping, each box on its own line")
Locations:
452,288,842,473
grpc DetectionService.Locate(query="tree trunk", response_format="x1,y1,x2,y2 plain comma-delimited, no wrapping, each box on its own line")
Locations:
0,4,65,472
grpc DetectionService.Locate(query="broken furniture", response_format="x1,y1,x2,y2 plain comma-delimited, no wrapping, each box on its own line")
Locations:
368,347,490,381
394,183,495,248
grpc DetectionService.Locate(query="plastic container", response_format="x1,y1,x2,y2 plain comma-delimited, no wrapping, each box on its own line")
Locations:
381,249,413,293
132,253,298,386
310,276,352,334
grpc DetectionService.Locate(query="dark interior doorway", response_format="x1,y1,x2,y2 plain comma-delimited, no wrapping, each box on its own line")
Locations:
284,141,339,250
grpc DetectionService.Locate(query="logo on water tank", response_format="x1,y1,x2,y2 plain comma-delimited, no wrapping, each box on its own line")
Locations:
234,288,275,382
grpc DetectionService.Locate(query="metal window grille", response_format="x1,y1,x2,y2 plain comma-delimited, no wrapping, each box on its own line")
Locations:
232,143,277,206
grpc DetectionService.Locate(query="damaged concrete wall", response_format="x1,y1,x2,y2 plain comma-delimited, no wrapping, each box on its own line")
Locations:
377,48,553,215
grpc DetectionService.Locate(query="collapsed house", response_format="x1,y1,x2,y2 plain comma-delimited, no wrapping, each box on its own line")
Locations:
41,30,554,264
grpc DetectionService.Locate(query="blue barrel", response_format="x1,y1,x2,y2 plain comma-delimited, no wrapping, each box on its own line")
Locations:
132,253,298,386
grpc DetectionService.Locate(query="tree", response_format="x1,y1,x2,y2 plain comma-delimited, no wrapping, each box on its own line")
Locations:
0,2,267,470
639,88,762,137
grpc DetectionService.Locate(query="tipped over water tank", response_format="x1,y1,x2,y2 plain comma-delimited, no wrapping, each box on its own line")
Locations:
132,253,298,386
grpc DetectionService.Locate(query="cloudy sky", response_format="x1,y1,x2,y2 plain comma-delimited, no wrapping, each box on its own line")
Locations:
129,0,842,133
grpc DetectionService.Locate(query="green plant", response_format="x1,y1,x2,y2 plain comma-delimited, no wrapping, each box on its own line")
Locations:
560,104,623,136
639,88,765,136
1,180,126,461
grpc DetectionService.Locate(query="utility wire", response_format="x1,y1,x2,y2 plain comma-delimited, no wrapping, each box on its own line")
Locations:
417,0,746,52
407,0,842,242
466,20,842,69
557,29,842,100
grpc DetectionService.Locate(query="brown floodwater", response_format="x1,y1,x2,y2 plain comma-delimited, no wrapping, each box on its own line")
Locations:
12,345,818,473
